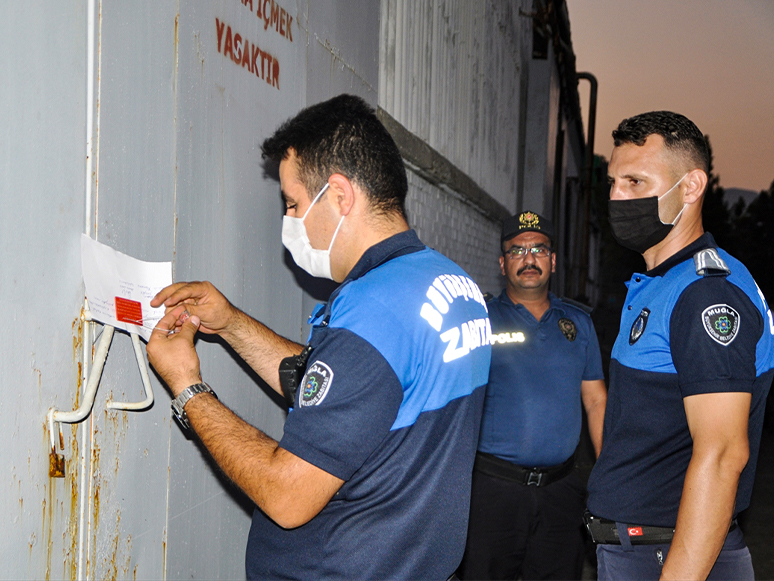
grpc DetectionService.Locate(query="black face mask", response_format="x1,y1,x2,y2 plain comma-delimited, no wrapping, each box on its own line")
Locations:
608,196,674,254
608,173,688,254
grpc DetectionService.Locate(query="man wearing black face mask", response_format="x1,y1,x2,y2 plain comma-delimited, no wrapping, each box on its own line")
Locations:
585,111,774,580
458,211,607,581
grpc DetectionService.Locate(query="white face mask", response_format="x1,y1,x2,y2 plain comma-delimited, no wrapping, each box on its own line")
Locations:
281,182,345,280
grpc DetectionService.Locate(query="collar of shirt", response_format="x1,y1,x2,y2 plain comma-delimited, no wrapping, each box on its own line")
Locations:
341,229,425,284
497,289,566,319
646,232,717,278
312,230,425,327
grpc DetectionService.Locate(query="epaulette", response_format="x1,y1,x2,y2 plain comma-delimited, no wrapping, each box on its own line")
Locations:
483,292,495,303
559,296,593,314
694,248,730,277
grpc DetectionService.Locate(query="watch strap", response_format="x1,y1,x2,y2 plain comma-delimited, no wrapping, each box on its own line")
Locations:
171,382,216,430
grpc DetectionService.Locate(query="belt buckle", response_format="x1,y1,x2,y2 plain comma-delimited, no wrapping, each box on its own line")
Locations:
526,470,543,486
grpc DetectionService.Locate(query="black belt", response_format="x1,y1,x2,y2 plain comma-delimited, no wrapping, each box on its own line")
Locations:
584,510,738,546
474,451,575,487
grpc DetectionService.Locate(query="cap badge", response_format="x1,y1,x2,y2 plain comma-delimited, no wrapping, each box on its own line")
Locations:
519,212,540,230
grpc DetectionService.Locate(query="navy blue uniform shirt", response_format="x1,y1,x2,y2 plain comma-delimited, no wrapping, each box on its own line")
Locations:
588,233,774,527
479,291,604,467
246,230,492,580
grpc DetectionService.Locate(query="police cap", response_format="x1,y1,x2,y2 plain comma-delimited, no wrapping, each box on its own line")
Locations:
501,210,554,243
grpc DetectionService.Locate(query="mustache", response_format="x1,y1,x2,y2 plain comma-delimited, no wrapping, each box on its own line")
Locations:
517,265,542,275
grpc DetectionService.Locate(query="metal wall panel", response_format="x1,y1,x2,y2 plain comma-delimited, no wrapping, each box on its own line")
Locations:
84,3,179,576
521,45,561,215
379,0,531,214
299,0,381,328
167,0,308,577
0,3,89,578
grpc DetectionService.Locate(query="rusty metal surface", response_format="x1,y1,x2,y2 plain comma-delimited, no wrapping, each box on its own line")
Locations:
0,0,89,577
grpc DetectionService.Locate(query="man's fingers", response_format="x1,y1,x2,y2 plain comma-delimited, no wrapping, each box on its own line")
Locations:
151,282,189,308
150,309,181,337
176,315,201,342
152,281,209,310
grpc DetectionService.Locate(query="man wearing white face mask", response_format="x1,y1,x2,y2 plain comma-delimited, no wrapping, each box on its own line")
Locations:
146,94,492,580
585,111,774,580
281,182,343,279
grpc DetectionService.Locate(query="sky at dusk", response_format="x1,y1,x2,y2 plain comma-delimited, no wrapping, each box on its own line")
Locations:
566,0,774,194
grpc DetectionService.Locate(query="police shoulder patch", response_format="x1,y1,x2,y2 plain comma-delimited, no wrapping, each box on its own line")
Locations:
702,304,740,346
300,361,334,407
558,318,577,341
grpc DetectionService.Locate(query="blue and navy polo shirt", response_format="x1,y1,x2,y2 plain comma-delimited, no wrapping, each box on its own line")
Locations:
246,229,492,580
478,291,604,467
587,233,774,527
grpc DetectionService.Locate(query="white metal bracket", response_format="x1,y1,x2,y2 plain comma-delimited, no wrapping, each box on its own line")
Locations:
47,304,155,475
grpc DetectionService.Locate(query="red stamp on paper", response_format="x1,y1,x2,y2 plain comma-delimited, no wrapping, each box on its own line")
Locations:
628,527,643,537
115,297,143,325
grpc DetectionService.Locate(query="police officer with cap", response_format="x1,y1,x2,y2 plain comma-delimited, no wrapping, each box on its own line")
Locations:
458,210,608,580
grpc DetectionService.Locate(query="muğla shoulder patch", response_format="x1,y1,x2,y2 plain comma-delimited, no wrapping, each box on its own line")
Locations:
558,318,577,341
300,361,334,407
702,304,740,346
629,308,650,345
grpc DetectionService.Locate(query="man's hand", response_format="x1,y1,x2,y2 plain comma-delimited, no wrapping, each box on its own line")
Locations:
152,280,303,396
151,281,237,336
147,310,203,396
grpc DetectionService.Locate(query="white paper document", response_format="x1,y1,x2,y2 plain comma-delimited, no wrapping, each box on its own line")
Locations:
81,234,172,342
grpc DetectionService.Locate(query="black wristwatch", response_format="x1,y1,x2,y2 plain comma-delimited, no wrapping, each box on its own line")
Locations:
171,382,217,430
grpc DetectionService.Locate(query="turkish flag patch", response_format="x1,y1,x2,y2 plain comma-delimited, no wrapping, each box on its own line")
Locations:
628,526,643,537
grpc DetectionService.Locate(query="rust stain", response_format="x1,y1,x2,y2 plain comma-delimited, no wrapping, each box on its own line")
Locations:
67,424,80,580
43,488,53,580
41,422,57,580
46,416,65,478
92,449,101,527
162,527,167,574
121,534,133,578
90,440,101,578
104,508,121,581
73,310,84,397
49,448,65,478
41,422,58,581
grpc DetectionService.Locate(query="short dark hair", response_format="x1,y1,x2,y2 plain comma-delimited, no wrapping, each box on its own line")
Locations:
261,94,408,217
612,111,710,174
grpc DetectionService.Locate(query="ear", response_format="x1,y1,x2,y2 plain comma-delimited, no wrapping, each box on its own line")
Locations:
499,255,506,277
551,252,556,273
327,173,357,216
683,169,708,205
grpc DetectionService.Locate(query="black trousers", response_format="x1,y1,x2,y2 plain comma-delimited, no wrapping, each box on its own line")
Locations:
457,467,587,580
